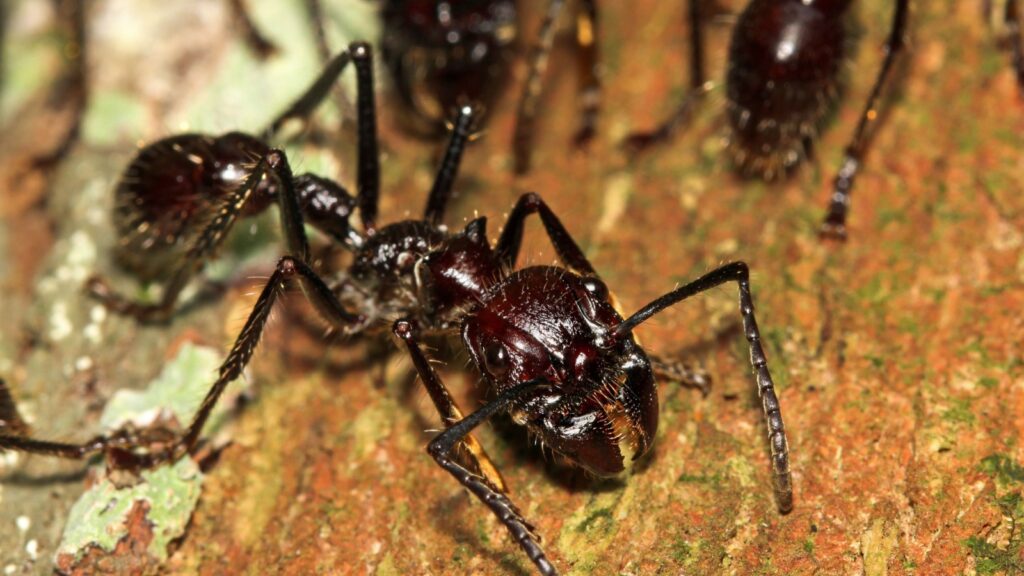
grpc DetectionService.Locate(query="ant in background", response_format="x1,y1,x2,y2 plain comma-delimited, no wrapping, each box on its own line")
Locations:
1,39,792,576
989,0,1024,92
623,0,910,239
305,0,601,173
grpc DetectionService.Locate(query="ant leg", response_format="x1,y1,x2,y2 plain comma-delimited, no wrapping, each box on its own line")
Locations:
263,48,353,137
495,192,596,275
262,41,379,232
572,0,601,147
177,256,366,455
303,0,331,64
392,320,507,494
423,105,479,226
349,42,381,233
0,379,28,436
0,429,130,461
622,0,712,152
90,150,316,321
820,0,909,240
6,258,367,464
32,0,87,169
0,379,165,466
226,0,278,59
392,329,556,576
513,0,568,174
649,355,711,396
614,262,792,513
426,380,556,576
1006,0,1024,94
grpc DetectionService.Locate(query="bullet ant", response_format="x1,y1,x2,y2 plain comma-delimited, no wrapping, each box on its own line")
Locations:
306,0,600,173
623,0,911,239
1,40,792,576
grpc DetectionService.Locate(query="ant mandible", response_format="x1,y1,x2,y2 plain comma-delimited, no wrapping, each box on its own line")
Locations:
0,39,792,575
623,0,911,239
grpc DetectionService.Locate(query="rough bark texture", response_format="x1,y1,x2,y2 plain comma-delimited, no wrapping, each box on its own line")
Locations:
1,0,1023,574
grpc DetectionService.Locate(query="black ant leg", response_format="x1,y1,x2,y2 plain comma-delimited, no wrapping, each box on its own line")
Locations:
649,355,711,396
613,262,793,513
263,47,353,138
227,0,278,59
496,192,596,275
0,428,138,462
513,0,567,175
303,0,332,64
300,0,354,119
261,42,380,235
0,379,28,436
622,0,712,152
3,255,367,464
391,320,507,494
0,378,170,467
424,105,478,226
820,0,909,239
90,150,324,321
350,42,381,234
1006,0,1024,94
393,325,555,576
32,0,88,169
571,0,601,147
177,256,365,454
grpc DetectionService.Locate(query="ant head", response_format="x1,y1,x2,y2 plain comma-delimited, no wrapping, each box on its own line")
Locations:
463,267,658,476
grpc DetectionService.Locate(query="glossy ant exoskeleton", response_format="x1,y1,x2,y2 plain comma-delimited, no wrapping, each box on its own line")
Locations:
307,0,601,173
0,39,792,576
623,0,911,239
87,42,378,321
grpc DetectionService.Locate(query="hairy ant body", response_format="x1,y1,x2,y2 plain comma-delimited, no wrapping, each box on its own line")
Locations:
90,44,374,319
1,41,791,576
624,0,910,239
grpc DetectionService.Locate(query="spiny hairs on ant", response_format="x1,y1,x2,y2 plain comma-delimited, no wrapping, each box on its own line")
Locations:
1,40,792,576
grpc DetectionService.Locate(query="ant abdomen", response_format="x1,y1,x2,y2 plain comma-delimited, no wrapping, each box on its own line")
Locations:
726,0,850,178
114,132,274,280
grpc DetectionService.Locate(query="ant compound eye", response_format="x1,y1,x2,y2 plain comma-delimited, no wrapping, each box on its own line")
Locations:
581,277,608,300
482,341,510,379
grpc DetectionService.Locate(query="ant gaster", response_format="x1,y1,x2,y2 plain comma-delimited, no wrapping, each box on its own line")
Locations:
624,0,911,239
2,43,792,576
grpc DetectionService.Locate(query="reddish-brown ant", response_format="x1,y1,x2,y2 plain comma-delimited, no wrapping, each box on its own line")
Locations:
623,0,913,239
0,40,791,576
378,0,519,137
307,0,601,173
